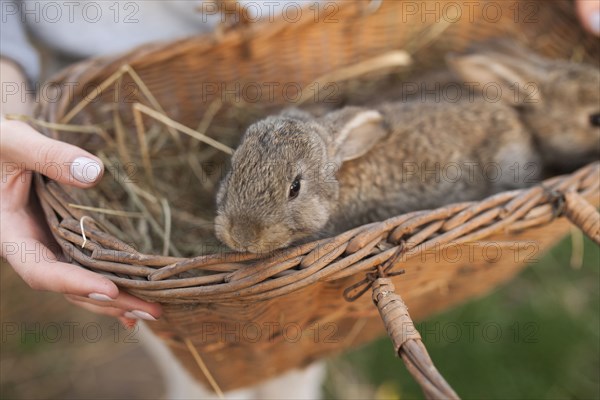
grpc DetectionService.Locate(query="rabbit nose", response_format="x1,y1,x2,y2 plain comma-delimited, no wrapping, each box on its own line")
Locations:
230,220,263,247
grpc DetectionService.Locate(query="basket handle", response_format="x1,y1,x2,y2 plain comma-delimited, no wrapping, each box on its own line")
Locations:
372,277,460,400
562,191,600,245
365,186,599,399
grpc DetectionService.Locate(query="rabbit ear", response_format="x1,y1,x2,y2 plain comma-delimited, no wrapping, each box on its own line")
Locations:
329,109,388,162
446,52,543,105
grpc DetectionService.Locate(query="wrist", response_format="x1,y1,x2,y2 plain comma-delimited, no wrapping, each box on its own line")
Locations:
1,58,34,116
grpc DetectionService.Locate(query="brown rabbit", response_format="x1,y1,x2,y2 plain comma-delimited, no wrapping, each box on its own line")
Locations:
447,41,600,171
215,44,599,253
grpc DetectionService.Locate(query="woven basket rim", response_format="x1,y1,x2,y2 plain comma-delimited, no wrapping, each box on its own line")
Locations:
45,0,364,93
34,161,600,302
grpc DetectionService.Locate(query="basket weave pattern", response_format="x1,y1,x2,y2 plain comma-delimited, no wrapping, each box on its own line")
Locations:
34,0,600,391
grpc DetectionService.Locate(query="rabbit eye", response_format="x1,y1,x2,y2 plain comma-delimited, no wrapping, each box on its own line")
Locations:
289,176,301,200
590,113,600,127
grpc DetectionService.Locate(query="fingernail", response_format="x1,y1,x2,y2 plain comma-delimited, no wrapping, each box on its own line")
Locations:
590,11,600,35
124,310,157,321
71,157,102,184
88,293,114,302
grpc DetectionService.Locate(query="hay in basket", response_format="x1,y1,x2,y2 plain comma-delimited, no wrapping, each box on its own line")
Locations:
30,0,599,395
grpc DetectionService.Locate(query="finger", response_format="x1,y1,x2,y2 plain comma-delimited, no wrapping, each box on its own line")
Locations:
64,295,126,319
2,214,161,320
576,0,600,36
65,291,162,321
0,119,104,187
112,291,162,320
3,237,119,299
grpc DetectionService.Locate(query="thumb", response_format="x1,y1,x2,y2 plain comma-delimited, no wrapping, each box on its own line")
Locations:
576,0,600,36
1,119,104,188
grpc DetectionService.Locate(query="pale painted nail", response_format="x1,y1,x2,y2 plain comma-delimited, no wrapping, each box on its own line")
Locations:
123,311,137,319
124,310,157,321
70,157,102,184
88,293,114,302
590,11,600,35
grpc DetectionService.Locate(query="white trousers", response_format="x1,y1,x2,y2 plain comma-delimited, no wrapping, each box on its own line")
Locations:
137,322,326,400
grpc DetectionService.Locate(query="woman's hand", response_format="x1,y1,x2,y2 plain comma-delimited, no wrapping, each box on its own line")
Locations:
576,0,600,36
1,59,161,326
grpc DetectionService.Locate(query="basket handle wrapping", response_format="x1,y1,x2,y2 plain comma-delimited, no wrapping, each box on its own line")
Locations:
372,277,460,400
562,191,600,245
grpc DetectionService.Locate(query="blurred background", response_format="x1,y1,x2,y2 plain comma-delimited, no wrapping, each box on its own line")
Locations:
1,233,598,399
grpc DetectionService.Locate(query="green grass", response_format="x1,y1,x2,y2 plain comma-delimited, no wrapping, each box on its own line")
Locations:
327,235,600,399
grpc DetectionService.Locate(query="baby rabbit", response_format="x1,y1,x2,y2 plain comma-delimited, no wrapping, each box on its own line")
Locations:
447,41,600,171
215,44,599,253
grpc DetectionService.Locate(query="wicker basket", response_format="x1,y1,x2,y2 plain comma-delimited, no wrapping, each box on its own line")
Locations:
34,0,599,393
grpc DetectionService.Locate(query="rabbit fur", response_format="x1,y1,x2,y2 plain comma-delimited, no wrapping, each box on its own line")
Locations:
215,43,600,253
